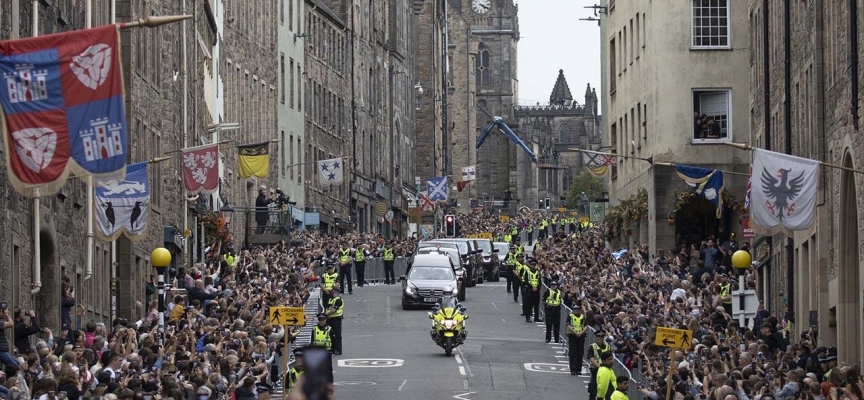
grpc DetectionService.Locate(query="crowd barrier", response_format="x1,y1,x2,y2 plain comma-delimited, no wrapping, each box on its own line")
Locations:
338,257,411,284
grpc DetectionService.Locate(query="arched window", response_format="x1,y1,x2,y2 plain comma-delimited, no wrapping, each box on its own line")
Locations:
559,127,569,143
475,49,490,87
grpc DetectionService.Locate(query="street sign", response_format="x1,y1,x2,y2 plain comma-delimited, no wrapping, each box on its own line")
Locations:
558,207,567,212
654,327,692,349
269,306,305,326
385,210,394,222
499,215,510,223
480,232,492,239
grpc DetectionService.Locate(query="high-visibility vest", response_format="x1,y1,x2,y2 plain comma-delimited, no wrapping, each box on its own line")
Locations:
551,217,557,225
223,254,235,265
323,272,338,290
541,219,548,229
511,227,518,235
527,226,533,233
570,314,585,334
515,245,524,256
313,326,332,350
526,269,539,287
720,283,732,304
504,234,512,243
591,342,610,362
328,297,344,318
514,262,526,276
339,249,350,263
355,249,365,262
287,367,303,392
545,289,561,307
506,252,517,265
383,248,395,261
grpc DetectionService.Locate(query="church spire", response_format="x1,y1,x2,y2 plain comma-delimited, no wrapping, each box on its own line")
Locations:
549,69,573,106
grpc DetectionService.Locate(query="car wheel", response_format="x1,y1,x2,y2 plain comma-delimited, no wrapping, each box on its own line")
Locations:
458,287,466,302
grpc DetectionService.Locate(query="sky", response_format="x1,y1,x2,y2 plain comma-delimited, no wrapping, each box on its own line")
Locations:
516,0,602,108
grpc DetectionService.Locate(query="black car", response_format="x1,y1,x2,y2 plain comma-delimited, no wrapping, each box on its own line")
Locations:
418,240,482,287
415,246,467,301
493,242,510,277
400,254,460,310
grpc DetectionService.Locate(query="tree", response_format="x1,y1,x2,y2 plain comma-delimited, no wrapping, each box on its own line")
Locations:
565,171,603,210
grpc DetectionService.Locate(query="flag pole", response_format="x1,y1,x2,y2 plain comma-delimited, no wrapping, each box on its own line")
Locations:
118,15,192,29
568,148,653,164
723,142,864,175
654,162,750,177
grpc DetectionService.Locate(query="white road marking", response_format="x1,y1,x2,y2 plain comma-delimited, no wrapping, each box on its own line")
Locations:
455,354,463,364
457,347,474,377
555,355,567,358
453,392,476,400
491,302,501,311
398,379,407,391
501,319,506,322
558,360,569,364
459,366,467,376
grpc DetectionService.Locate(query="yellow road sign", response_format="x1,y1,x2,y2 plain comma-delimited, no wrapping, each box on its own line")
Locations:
480,232,492,239
654,327,692,349
499,215,510,223
558,207,567,212
269,306,305,326
579,217,590,223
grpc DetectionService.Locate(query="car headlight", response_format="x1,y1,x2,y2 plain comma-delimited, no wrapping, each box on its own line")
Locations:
405,285,415,295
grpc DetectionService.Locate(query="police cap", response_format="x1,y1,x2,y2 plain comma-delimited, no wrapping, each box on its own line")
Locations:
292,347,305,357
316,313,328,319
549,280,559,286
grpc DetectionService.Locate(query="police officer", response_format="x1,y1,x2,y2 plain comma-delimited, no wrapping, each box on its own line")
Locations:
587,329,611,400
513,236,524,257
521,258,542,323
505,246,519,294
285,347,305,394
512,253,525,303
719,275,733,315
354,243,369,287
595,352,617,400
337,241,354,294
542,280,562,343
325,287,344,355
312,314,333,352
382,240,396,284
525,223,534,245
566,304,587,375
320,264,338,306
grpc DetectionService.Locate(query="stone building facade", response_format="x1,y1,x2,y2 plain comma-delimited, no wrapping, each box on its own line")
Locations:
600,0,749,254
515,73,602,208
277,0,307,223
445,3,478,211
414,0,446,190
747,0,863,365
0,0,217,329
302,0,418,237
221,0,279,245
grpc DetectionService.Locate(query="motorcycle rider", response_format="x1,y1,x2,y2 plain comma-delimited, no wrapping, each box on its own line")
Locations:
430,286,466,341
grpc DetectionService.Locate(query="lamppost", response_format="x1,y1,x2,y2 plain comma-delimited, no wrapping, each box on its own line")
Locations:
220,203,234,225
151,247,172,346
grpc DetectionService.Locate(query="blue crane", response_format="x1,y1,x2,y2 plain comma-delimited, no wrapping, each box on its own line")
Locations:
475,104,537,163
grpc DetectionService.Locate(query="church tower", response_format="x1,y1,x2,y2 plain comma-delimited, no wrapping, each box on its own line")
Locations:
469,0,520,205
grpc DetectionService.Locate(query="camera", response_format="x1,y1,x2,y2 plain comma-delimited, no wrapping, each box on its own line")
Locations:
274,189,297,208
0,302,6,310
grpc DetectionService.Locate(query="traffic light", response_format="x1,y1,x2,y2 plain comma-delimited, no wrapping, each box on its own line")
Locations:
445,214,456,237
544,197,551,209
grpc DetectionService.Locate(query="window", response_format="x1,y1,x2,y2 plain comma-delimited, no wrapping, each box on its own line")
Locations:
610,123,618,179
642,12,647,48
622,27,627,71
609,38,616,93
476,50,490,87
629,19,633,64
691,0,730,49
297,64,302,111
289,58,294,108
636,14,640,59
643,103,648,139
280,0,284,24
692,89,731,142
280,54,285,104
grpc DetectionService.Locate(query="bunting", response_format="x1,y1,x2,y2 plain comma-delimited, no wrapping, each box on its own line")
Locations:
0,25,129,196
238,142,270,179
94,162,150,241
674,164,725,218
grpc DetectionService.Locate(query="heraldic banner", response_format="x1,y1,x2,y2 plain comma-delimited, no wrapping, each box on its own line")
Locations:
0,25,129,197
750,148,819,231
94,162,150,241
674,164,725,218
182,144,220,194
318,157,344,186
238,142,270,179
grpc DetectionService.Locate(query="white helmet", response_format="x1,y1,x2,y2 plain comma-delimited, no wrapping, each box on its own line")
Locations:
443,286,454,296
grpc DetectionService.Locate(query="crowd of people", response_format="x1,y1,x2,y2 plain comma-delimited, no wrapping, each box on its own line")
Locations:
693,112,724,140
506,222,863,400
1,209,862,400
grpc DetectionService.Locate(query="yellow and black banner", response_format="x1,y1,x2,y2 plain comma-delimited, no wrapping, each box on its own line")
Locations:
238,142,270,179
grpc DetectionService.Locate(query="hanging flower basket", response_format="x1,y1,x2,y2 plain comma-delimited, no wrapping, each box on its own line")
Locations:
603,188,648,239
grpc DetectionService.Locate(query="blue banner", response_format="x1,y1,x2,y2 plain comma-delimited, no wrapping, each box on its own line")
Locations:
674,164,725,218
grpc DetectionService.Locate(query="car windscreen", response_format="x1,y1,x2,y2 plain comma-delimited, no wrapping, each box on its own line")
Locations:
422,241,467,254
408,266,455,281
493,243,509,255
475,240,492,254
417,248,461,267
439,297,459,309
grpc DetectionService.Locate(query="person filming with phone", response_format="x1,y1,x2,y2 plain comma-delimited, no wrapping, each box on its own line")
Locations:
13,309,41,355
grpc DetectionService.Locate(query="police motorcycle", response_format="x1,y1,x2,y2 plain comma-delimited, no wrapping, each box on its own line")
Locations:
428,287,468,356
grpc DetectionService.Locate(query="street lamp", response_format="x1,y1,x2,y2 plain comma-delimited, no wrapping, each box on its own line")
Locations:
220,203,234,225
150,247,172,346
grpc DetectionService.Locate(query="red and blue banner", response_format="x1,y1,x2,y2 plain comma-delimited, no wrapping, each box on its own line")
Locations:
0,25,128,196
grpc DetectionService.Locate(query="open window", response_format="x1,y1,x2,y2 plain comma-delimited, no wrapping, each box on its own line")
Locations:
692,89,731,142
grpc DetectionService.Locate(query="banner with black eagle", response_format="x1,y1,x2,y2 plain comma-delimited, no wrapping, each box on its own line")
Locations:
94,162,150,241
674,164,725,218
749,148,819,231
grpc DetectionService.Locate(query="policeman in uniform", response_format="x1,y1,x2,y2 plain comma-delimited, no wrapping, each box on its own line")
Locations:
542,280,562,343
326,288,345,355
354,244,368,287
566,304,587,375
338,241,354,294
820,347,838,381
505,246,519,294
382,241,396,284
587,329,611,400
521,258,542,323
595,352,617,400
320,264,338,306
513,236,524,257
539,218,548,240
285,347,305,394
525,224,534,245
512,253,525,303
312,313,334,352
